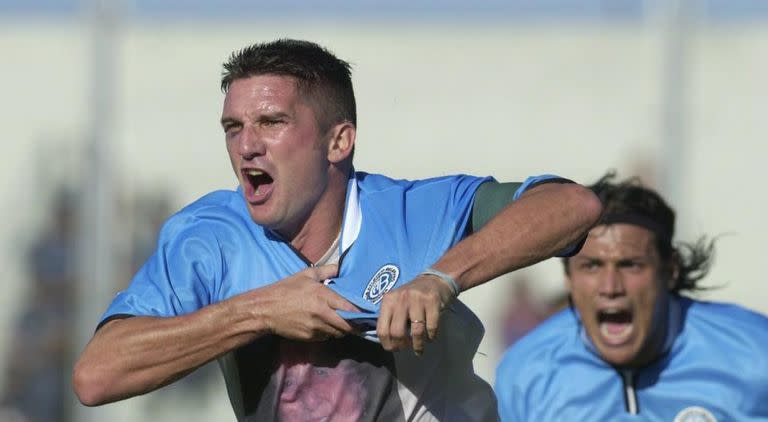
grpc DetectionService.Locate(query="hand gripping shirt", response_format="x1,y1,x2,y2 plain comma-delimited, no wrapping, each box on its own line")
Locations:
494,295,768,422
101,171,557,422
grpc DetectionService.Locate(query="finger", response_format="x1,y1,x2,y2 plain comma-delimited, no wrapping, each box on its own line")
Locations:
308,264,339,282
409,310,427,356
425,301,441,341
388,296,410,351
377,296,394,350
320,309,358,335
323,289,361,313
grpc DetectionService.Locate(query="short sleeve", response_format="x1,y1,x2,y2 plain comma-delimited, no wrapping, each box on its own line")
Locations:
98,214,221,328
408,175,494,261
512,174,572,200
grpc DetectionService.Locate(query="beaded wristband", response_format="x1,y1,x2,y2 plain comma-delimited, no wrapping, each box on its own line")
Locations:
420,268,460,297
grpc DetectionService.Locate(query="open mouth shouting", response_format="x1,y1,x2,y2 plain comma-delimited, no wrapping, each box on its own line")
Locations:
597,308,634,346
242,168,275,203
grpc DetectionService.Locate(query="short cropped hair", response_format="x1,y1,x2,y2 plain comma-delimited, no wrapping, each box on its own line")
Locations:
221,39,356,132
565,171,715,293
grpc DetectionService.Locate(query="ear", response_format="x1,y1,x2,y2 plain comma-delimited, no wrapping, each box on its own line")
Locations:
327,122,356,164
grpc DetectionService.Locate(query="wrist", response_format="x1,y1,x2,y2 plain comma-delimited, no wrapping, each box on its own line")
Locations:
420,267,460,297
226,290,273,337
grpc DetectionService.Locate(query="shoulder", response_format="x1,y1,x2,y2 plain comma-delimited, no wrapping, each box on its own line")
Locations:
177,189,242,217
159,189,249,240
356,171,492,196
680,297,768,367
496,309,579,386
677,297,768,396
495,310,584,420
684,296,768,334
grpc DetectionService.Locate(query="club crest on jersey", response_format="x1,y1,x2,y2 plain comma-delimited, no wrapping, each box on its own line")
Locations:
363,264,400,304
674,406,717,422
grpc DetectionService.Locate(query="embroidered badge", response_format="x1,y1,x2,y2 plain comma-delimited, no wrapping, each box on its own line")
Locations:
363,264,400,304
674,406,718,422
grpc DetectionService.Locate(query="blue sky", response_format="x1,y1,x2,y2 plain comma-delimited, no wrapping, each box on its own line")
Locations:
0,0,765,21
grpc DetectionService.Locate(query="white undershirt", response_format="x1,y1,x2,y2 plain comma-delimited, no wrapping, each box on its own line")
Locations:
314,231,341,267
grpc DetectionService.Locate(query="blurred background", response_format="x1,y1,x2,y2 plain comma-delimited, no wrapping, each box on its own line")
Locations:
1,0,766,420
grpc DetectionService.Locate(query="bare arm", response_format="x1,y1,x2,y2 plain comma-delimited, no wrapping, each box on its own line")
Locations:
377,182,602,353
432,181,601,290
73,264,359,406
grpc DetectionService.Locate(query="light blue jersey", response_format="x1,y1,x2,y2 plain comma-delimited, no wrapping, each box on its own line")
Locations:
495,296,768,421
101,170,565,421
100,170,566,421
100,171,491,324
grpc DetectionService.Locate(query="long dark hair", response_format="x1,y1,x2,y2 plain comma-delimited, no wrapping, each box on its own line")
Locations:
565,171,715,293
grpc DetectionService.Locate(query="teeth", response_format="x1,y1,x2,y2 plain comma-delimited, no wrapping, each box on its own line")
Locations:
246,169,263,177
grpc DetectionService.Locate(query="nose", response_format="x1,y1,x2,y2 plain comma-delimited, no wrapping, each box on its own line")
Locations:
237,126,265,160
597,268,625,298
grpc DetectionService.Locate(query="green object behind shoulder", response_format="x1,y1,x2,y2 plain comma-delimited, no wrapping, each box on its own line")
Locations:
470,181,523,234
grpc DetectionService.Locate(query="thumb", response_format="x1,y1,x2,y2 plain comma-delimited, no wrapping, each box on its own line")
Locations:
325,290,361,313
309,264,339,282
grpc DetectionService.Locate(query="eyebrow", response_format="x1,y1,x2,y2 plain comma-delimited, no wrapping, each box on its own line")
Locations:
220,111,291,127
220,116,240,127
574,255,647,262
257,111,290,120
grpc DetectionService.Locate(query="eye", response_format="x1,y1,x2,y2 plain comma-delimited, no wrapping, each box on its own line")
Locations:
619,260,646,272
578,260,601,272
260,117,285,127
222,122,241,135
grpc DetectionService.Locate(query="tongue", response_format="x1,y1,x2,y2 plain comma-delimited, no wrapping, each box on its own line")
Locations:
601,312,632,335
250,174,273,196
604,321,629,335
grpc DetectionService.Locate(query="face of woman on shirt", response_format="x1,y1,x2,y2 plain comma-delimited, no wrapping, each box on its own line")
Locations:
566,223,673,367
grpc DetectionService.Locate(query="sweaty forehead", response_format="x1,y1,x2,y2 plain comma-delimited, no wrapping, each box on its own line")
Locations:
581,223,657,258
227,75,296,98
222,75,309,117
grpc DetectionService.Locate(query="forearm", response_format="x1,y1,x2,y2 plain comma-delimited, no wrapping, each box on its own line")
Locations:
433,182,601,292
73,291,269,406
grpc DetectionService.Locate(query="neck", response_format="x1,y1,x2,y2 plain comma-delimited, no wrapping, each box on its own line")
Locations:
627,294,673,368
286,166,349,263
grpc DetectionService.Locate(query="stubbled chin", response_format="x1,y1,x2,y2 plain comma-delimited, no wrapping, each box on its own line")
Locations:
598,321,634,346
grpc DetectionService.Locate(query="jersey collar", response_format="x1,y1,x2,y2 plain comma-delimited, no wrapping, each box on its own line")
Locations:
338,167,362,258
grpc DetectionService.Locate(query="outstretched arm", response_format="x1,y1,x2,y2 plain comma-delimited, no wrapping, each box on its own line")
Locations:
377,181,602,353
73,264,359,406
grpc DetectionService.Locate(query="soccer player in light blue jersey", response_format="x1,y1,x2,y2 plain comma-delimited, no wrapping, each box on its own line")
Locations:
495,172,768,421
72,39,601,421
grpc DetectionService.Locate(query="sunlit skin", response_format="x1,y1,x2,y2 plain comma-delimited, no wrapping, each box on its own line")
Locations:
566,223,674,367
221,75,354,259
